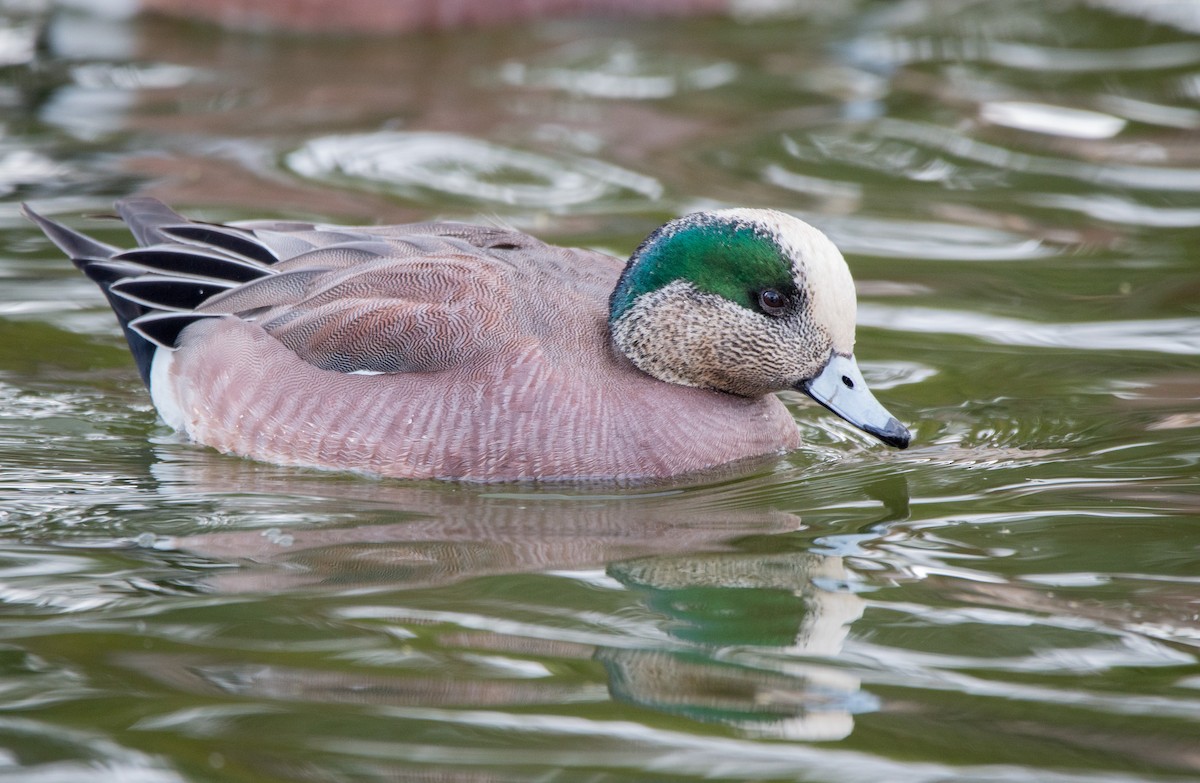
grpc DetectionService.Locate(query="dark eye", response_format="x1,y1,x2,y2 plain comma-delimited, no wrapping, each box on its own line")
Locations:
757,288,788,316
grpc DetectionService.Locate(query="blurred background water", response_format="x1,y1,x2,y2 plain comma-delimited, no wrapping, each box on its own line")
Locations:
1,1,1199,780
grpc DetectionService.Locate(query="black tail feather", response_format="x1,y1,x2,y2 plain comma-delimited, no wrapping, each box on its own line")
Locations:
73,258,151,286
20,205,155,386
95,285,157,388
110,277,237,312
22,200,278,389
116,247,271,283
20,203,120,259
161,224,281,266
113,197,192,247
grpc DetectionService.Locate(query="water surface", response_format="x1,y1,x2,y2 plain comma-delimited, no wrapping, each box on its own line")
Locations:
1,2,1198,781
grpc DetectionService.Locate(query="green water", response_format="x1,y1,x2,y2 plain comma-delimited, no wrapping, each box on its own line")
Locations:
1,2,1199,780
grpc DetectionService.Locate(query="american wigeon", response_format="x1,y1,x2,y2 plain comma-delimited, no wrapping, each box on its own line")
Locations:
25,199,909,481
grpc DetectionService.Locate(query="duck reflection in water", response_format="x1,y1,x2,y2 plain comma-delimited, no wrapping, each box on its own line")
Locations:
601,552,869,741
123,456,910,742
597,473,910,741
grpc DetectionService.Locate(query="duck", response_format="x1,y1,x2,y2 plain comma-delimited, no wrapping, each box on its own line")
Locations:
24,198,910,482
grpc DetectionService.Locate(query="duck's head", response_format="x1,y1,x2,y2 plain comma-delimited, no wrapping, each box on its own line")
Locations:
609,209,910,449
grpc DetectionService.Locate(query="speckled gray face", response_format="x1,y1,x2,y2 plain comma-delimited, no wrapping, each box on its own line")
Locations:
611,208,910,448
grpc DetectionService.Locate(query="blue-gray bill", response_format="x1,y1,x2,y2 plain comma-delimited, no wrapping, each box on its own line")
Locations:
799,353,911,449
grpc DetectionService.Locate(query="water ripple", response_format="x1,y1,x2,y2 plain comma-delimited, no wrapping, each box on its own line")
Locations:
498,39,736,99
320,708,1172,783
1030,193,1200,227
0,22,35,67
287,131,663,209
0,717,184,783
811,213,1052,261
859,304,1200,355
0,150,68,198
980,101,1126,140
849,34,1200,73
878,119,1200,192
782,119,1200,199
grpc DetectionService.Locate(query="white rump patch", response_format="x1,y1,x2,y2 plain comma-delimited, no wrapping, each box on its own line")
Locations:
149,348,186,432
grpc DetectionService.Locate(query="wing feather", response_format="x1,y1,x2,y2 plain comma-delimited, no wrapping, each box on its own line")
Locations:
29,198,550,381
255,256,515,374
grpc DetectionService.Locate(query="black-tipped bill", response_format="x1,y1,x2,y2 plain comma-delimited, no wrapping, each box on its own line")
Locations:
799,353,911,449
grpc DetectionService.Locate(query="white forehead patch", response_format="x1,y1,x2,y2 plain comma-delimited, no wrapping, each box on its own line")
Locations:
708,208,857,353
